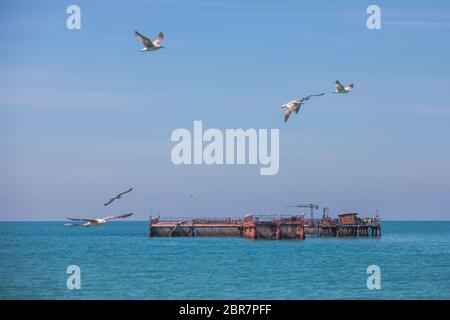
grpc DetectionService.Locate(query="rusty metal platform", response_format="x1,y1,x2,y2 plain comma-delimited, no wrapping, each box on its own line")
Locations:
148,212,381,239
148,215,305,240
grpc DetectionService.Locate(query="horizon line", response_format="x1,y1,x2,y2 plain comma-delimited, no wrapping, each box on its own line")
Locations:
1,219,450,222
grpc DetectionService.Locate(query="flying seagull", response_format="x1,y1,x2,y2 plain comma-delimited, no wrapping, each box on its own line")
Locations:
135,31,165,52
189,194,207,206
333,80,353,93
280,93,325,122
64,213,133,227
104,188,133,206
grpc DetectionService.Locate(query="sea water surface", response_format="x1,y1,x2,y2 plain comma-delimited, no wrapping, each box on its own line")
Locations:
0,221,449,299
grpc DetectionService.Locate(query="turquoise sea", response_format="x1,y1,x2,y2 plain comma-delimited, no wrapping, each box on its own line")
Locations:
0,221,449,299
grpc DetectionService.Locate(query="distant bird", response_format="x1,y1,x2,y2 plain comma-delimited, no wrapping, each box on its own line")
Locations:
189,194,207,206
333,80,353,93
104,188,133,206
64,213,133,227
135,31,165,52
280,93,325,122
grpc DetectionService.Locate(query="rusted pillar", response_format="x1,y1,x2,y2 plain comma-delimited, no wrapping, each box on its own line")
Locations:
275,226,281,240
148,217,152,237
245,226,256,239
296,225,305,240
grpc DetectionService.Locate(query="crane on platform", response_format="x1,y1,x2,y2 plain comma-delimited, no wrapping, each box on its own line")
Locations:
286,203,319,222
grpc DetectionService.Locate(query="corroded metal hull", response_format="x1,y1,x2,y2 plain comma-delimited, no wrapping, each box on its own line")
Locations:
149,215,305,240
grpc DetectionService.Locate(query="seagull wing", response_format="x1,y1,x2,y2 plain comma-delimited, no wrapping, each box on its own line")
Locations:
335,80,344,91
65,217,97,222
117,188,133,197
284,109,292,122
103,213,133,221
135,31,154,48
104,198,115,206
153,32,164,46
304,93,325,100
300,93,325,103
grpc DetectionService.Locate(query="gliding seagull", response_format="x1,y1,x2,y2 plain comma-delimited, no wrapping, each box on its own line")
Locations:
135,31,165,52
104,188,133,206
333,80,353,93
64,213,133,227
280,93,325,122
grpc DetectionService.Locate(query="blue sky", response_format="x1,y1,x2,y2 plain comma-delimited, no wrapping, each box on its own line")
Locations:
1,0,449,220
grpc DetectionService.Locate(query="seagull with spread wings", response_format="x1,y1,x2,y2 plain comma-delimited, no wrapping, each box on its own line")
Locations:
280,93,325,122
104,188,133,206
333,80,354,93
135,31,165,52
64,213,133,227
